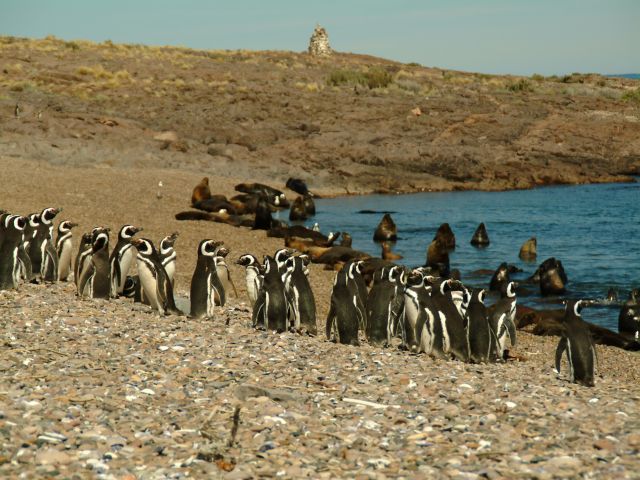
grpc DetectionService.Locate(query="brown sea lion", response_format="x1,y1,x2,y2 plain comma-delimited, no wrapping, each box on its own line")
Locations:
519,237,537,261
312,246,371,266
434,223,455,251
340,232,353,247
425,238,450,277
373,213,398,242
381,241,402,261
470,222,490,247
289,195,310,221
191,177,212,206
534,257,568,296
193,198,237,215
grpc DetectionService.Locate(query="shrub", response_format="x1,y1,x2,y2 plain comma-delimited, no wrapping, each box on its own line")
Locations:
531,73,544,82
622,88,640,103
507,79,533,92
326,67,393,89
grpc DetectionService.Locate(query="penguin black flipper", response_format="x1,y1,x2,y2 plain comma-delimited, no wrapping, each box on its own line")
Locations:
158,270,182,316
42,240,59,282
555,336,568,374
506,318,517,347
110,258,122,298
17,243,33,282
77,264,94,297
252,290,266,328
325,301,337,341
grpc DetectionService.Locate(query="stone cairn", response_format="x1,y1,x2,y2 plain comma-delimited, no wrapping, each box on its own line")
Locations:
308,24,332,57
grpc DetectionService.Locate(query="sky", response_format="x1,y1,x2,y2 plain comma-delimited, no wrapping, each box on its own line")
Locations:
2,0,638,76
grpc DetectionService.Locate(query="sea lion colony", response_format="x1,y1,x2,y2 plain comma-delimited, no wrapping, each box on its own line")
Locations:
1,179,639,389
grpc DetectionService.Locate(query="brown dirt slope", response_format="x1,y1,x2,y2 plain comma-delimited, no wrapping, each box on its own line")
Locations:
1,35,640,195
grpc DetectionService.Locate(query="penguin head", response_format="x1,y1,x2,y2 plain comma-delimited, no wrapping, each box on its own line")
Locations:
92,231,109,252
216,246,230,258
236,254,258,267
120,224,143,240
58,220,78,233
28,213,40,228
299,254,311,267
462,288,471,307
274,248,293,267
199,239,219,257
11,215,26,231
131,238,155,256
564,299,584,317
160,232,179,253
475,289,487,304
407,271,424,287
263,256,277,274
40,207,61,224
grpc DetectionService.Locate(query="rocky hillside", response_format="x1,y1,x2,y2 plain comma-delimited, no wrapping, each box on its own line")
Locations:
1,35,639,195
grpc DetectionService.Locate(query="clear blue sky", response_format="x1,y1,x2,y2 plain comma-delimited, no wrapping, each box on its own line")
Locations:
2,0,638,75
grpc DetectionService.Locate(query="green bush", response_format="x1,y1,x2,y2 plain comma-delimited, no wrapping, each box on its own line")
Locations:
507,79,533,92
531,73,544,82
327,67,393,89
622,88,640,103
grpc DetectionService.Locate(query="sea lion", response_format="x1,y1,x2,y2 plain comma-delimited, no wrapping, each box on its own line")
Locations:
381,241,402,261
425,238,450,278
373,213,398,242
253,196,273,230
618,288,640,339
434,223,455,251
489,262,510,292
286,177,310,196
470,223,490,247
193,198,237,215
290,195,310,221
302,194,316,216
191,177,212,206
312,246,371,267
535,257,568,296
235,183,290,208
340,233,353,248
519,237,537,261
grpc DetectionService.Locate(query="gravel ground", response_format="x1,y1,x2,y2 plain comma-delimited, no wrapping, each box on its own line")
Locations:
1,158,639,478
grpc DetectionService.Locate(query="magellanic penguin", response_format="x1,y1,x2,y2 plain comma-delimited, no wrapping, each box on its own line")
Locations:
0,214,27,290
283,255,317,335
236,254,263,307
21,213,40,282
431,278,470,362
402,271,436,353
109,224,143,297
555,300,597,387
190,239,226,319
55,220,77,281
326,260,367,346
213,245,238,303
131,238,182,316
618,289,640,339
28,207,61,283
489,281,518,361
158,232,178,286
78,229,111,299
252,256,288,332
465,289,493,363
75,231,94,292
366,265,405,347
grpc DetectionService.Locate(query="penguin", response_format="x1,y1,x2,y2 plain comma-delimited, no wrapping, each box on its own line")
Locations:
283,255,317,335
252,256,288,332
55,220,77,281
465,289,493,363
325,262,364,345
78,229,111,299
430,278,469,362
131,238,182,315
489,262,510,292
373,213,398,242
366,266,405,347
190,239,226,319
402,271,432,352
470,223,490,247
489,281,517,361
236,254,263,307
28,207,61,283
618,289,640,339
211,245,237,305
158,232,178,286
273,248,294,276
74,232,94,291
109,224,143,297
555,300,597,387
122,275,139,299
0,214,27,290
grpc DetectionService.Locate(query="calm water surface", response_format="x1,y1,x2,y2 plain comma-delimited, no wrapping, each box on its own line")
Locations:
301,182,639,331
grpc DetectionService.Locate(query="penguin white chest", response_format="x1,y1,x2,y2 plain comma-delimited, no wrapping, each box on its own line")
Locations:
137,258,162,312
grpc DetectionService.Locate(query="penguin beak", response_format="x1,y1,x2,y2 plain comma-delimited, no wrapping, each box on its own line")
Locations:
136,227,144,233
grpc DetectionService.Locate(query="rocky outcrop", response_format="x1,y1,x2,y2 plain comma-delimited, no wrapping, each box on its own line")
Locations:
308,25,332,57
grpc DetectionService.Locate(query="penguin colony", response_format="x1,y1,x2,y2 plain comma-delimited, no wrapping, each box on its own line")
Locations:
3,179,638,389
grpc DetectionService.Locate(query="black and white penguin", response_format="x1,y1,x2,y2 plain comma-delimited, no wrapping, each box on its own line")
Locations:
366,266,405,347
131,238,182,315
55,220,77,281
252,256,288,332
109,224,143,297
618,289,640,339
158,232,178,286
430,279,469,362
465,289,493,363
74,231,95,291
274,248,294,276
212,245,236,305
489,262,510,292
283,255,317,335
236,254,262,307
78,229,111,299
190,239,225,319
402,271,434,353
325,261,367,346
555,300,597,387
28,207,61,283
0,214,27,290
489,281,517,360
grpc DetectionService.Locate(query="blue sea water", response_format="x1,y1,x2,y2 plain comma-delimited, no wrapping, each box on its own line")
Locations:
304,181,639,331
